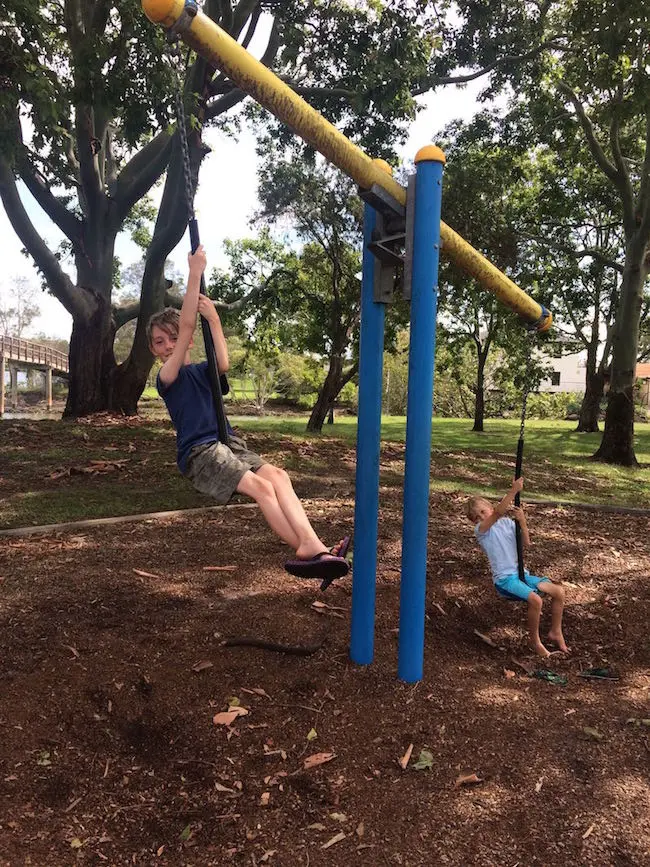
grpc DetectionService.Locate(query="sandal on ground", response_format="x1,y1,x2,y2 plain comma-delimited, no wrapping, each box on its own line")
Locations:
531,669,568,686
578,667,620,681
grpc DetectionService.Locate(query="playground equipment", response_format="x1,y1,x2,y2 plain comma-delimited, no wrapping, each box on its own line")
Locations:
142,0,553,682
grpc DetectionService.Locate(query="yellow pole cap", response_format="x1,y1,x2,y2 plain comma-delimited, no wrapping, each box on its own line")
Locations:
537,311,553,332
414,145,446,165
371,158,394,176
142,0,182,24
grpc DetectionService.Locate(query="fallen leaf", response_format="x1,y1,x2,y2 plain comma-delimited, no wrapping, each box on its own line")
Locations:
156,845,165,856
307,728,318,741
191,660,213,673
214,782,236,793
260,792,270,806
413,750,433,771
306,823,327,831
260,851,277,863
454,773,483,788
356,822,365,838
321,831,346,849
213,707,249,726
582,823,595,839
70,838,84,849
304,752,336,770
503,668,516,679
180,824,192,841
399,743,414,770
329,812,347,823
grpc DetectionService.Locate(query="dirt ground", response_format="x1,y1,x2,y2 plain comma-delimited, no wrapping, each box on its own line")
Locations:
1,425,650,866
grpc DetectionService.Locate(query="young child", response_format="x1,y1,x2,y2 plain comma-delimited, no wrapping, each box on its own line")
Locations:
467,478,569,657
147,246,349,584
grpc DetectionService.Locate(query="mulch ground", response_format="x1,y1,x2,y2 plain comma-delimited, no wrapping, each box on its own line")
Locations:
1,423,649,866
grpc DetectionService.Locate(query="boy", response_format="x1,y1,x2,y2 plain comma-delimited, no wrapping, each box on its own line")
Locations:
467,478,569,657
148,246,349,584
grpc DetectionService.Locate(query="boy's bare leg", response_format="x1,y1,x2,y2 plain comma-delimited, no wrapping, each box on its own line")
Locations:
526,593,551,657
539,581,570,652
236,470,300,549
256,464,339,559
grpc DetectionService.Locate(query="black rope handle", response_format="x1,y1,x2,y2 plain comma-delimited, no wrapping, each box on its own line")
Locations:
514,331,536,580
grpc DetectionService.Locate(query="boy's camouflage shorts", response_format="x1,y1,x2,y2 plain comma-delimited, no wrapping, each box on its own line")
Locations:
185,435,266,504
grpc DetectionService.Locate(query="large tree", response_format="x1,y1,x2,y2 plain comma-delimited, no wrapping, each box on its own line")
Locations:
0,0,448,417
455,0,650,464
437,116,543,432
0,0,570,419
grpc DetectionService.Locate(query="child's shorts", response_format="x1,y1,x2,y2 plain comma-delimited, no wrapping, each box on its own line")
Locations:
185,435,266,505
494,572,550,602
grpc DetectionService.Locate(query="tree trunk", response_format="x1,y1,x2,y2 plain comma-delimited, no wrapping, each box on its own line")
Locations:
592,240,646,466
591,387,637,465
472,349,487,432
576,370,604,433
64,298,117,417
307,356,344,433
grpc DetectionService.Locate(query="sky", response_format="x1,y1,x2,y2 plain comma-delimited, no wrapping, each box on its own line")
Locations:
0,77,486,341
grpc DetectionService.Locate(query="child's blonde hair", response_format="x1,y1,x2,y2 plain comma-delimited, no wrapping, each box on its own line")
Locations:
146,307,180,346
466,496,489,522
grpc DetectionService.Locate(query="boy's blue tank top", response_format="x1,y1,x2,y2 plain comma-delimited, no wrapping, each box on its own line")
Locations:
157,361,233,473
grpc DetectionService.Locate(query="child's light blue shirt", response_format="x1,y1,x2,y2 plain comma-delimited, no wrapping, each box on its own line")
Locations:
474,517,519,582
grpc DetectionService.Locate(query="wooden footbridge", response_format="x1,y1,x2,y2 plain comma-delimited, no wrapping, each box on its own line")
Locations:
0,335,69,416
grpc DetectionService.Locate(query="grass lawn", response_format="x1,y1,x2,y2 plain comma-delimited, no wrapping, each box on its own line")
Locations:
1,413,648,529
236,415,650,509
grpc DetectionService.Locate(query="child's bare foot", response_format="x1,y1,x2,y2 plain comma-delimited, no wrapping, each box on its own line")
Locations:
547,632,570,653
531,639,552,658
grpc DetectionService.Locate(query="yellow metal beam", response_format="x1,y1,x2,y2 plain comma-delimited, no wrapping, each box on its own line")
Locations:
142,0,551,331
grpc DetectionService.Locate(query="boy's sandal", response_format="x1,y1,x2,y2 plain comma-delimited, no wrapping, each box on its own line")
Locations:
284,553,350,590
578,667,620,681
531,669,568,686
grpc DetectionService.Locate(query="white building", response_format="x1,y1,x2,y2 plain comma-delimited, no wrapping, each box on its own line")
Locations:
538,351,587,394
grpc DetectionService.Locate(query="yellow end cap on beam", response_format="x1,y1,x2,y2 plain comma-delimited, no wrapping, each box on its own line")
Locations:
372,158,393,176
414,145,446,165
142,0,184,25
537,311,553,333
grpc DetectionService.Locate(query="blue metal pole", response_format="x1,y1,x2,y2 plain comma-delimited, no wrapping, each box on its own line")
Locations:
350,202,385,665
398,146,445,683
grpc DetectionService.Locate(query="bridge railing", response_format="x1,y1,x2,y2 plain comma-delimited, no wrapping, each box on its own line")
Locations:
0,335,69,373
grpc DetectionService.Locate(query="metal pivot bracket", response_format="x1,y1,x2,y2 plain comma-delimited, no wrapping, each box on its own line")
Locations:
370,211,396,303
402,174,416,300
167,0,199,42
359,183,406,225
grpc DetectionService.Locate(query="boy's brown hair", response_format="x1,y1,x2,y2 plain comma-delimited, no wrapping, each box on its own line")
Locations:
146,308,180,346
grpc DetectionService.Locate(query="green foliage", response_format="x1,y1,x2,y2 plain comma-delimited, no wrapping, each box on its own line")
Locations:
525,392,584,420
275,354,324,402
